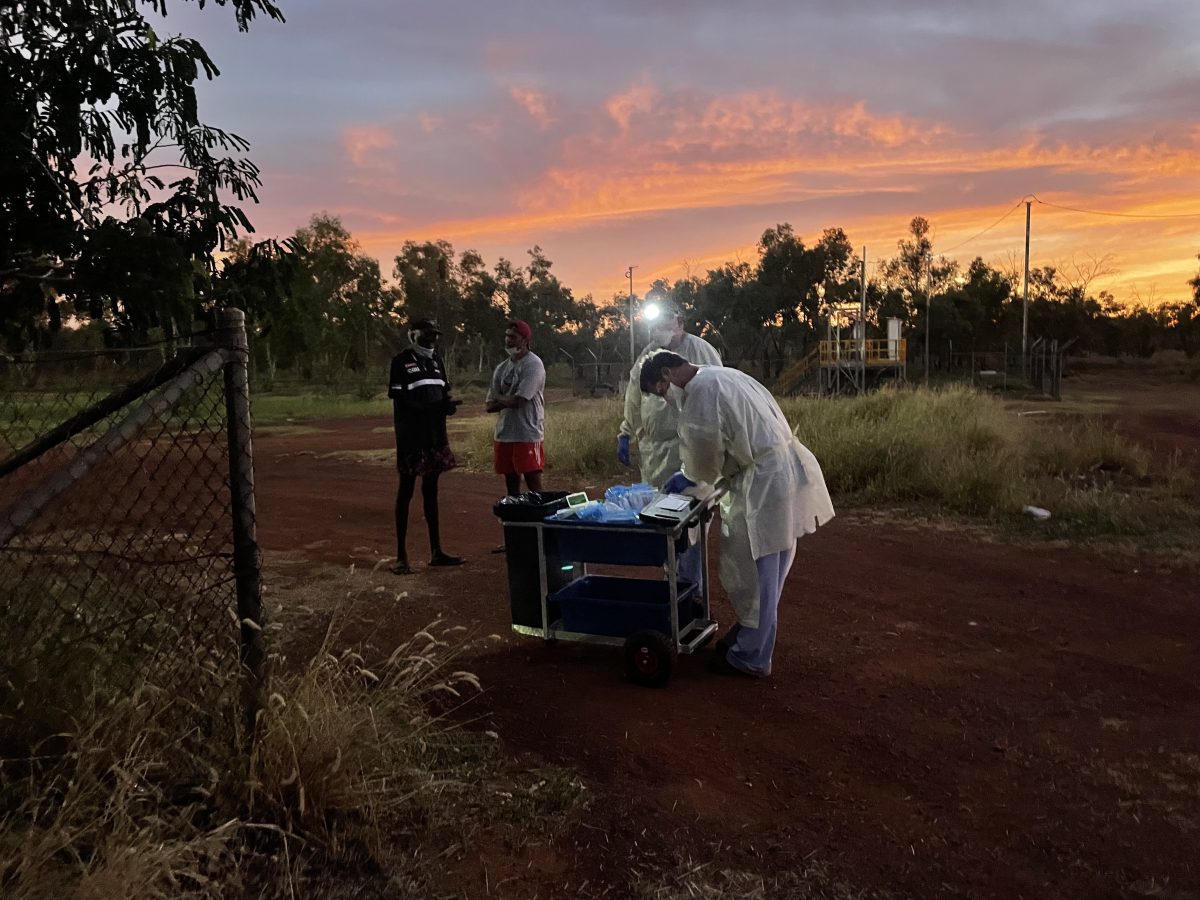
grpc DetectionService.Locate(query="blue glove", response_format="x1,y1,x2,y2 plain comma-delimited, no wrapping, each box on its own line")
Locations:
616,434,631,466
663,471,696,494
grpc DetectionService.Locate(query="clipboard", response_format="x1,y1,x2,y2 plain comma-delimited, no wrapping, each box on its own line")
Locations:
637,492,697,526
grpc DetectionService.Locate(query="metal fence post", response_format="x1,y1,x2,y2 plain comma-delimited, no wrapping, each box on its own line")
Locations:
218,308,266,733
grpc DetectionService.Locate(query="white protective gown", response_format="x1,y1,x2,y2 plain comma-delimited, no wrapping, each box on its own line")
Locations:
620,333,723,487
676,366,835,628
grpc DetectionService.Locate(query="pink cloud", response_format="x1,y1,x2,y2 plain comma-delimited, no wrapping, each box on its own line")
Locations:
341,124,397,168
605,83,657,131
510,86,554,128
338,82,1200,306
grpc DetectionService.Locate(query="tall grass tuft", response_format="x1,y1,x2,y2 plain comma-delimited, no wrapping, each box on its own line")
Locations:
781,385,1025,514
0,607,492,897
246,617,482,866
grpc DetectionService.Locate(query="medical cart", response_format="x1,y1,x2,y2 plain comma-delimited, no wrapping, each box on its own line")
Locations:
499,489,724,687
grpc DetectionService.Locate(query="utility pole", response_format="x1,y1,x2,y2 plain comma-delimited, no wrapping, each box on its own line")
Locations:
625,265,637,365
923,255,932,388
1022,199,1032,374
859,246,867,394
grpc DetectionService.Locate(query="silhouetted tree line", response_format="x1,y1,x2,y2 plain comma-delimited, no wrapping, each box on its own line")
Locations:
8,211,1200,386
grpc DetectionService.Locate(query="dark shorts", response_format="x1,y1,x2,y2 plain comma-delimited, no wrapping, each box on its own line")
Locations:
397,445,457,477
492,440,544,475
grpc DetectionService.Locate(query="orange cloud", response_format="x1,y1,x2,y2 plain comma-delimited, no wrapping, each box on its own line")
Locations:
350,85,1200,305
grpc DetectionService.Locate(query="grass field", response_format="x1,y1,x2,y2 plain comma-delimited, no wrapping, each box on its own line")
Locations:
449,380,1200,554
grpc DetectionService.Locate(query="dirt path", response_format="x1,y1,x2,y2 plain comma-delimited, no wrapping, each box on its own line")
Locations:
254,417,1200,899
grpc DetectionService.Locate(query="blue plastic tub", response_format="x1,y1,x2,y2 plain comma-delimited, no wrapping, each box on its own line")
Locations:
544,518,690,566
554,575,700,638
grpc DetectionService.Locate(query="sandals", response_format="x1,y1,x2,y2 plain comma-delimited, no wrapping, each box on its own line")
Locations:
392,553,464,574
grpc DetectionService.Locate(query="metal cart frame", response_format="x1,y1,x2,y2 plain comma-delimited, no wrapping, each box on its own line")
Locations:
505,490,724,685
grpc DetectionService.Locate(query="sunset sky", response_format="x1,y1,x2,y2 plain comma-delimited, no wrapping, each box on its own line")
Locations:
176,0,1200,305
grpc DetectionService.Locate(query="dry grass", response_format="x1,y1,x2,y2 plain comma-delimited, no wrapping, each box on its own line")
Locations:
0,556,597,898
452,383,1199,551
246,614,483,868
0,682,244,900
634,851,889,900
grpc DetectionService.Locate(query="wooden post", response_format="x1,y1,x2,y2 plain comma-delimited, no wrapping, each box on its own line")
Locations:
219,308,266,734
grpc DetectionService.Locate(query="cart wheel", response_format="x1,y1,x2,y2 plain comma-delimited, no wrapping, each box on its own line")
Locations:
624,630,677,687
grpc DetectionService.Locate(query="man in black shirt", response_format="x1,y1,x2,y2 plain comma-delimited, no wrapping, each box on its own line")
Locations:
388,318,464,574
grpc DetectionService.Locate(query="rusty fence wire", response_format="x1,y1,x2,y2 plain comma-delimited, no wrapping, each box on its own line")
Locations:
0,310,264,746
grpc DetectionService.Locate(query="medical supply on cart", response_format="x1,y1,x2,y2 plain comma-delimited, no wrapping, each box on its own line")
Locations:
546,482,659,524
548,499,639,523
638,492,698,526
604,482,657,511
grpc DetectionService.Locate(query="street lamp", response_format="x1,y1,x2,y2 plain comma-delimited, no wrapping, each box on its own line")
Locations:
625,265,637,364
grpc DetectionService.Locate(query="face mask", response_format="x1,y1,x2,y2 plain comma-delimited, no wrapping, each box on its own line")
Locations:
410,329,437,354
666,384,685,407
650,328,674,349
505,345,521,359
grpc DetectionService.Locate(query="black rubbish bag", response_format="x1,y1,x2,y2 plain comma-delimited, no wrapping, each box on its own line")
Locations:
493,491,575,628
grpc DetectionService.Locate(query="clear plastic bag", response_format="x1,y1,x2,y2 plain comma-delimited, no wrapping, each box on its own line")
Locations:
557,499,640,523
604,482,657,512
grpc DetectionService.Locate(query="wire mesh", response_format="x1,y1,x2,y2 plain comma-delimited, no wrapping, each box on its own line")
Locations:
0,342,256,735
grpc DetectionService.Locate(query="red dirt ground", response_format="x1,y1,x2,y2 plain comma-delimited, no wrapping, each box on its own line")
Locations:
253,417,1200,900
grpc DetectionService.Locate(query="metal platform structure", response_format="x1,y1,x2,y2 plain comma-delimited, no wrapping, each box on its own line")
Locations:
817,335,907,395
775,311,907,397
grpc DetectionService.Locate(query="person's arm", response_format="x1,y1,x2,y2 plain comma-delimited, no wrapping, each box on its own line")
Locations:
387,354,405,400
485,366,503,413
619,357,641,438
491,394,523,409
438,356,460,416
678,381,725,484
388,353,420,412
491,356,543,408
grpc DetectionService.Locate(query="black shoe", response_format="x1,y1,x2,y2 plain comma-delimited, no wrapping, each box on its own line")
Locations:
708,651,760,678
390,560,414,576
715,625,742,655
429,551,465,567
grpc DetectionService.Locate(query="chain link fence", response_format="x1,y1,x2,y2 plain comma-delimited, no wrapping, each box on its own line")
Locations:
0,310,264,747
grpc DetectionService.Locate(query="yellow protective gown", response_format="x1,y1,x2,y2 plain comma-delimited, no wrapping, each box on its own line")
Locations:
676,366,835,628
620,333,722,488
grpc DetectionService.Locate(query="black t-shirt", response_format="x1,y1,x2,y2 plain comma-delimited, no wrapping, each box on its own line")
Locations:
388,348,450,452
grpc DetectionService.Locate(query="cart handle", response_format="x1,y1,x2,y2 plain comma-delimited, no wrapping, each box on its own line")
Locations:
679,483,727,529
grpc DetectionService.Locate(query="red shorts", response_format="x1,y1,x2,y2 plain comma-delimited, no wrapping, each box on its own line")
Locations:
493,440,545,475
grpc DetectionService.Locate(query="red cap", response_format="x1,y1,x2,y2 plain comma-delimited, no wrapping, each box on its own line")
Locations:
507,320,532,341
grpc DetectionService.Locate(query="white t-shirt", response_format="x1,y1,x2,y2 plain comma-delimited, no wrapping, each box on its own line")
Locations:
487,352,546,442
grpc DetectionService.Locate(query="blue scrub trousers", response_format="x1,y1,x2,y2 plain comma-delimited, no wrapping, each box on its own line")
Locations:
723,544,797,676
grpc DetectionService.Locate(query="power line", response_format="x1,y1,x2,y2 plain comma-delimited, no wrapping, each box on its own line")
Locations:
1032,194,1200,219
940,196,1030,254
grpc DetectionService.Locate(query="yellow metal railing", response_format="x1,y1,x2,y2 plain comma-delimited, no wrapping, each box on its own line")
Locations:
819,338,906,365
774,347,821,394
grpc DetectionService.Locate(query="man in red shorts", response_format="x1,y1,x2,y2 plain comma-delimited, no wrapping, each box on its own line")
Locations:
485,320,546,496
